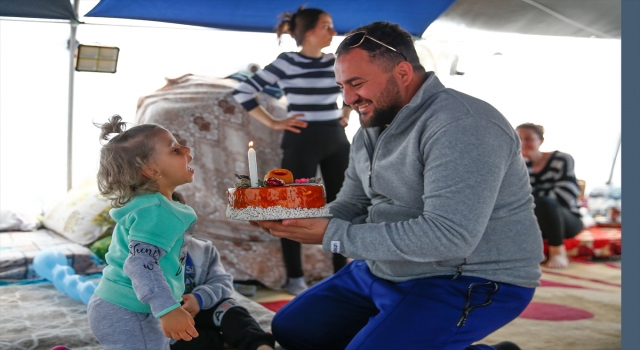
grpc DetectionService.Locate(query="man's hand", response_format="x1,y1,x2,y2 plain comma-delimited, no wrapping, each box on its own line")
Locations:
181,294,201,318
253,218,330,244
160,306,199,341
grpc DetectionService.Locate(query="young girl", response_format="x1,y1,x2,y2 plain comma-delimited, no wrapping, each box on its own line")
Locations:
232,6,350,295
87,115,199,349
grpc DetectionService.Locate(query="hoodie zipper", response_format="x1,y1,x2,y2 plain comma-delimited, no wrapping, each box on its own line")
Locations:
452,259,467,280
363,129,374,189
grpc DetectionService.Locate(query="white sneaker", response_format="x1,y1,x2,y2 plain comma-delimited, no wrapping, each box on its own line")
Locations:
234,283,257,297
285,277,308,295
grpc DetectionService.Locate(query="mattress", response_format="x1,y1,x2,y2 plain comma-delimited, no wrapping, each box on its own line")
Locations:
0,229,104,283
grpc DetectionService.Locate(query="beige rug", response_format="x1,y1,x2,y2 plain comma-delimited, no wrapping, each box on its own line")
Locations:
250,261,621,350
480,261,621,350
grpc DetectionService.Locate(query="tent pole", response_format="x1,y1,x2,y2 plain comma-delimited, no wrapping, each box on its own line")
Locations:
607,134,621,185
67,0,79,191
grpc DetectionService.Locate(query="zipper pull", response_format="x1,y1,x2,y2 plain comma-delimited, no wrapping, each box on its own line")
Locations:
368,166,372,188
452,265,463,280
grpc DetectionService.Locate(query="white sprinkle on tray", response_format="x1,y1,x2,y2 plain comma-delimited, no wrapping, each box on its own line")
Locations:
226,205,332,221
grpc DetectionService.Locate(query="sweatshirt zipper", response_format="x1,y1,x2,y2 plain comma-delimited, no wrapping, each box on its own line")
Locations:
452,259,467,280
363,130,374,188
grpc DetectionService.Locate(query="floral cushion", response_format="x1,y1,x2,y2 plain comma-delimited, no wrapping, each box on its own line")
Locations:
0,209,41,232
89,235,112,262
42,178,115,246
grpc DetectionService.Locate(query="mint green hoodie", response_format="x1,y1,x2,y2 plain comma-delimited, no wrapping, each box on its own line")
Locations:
95,193,197,317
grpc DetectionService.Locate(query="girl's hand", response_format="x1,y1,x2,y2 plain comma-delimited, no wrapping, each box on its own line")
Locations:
339,114,350,127
272,114,308,133
181,294,201,318
160,307,199,341
340,107,352,127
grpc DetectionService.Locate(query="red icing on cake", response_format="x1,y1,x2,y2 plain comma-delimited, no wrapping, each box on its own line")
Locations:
227,184,326,209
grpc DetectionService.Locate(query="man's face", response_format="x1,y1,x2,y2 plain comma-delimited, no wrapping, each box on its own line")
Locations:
335,49,404,128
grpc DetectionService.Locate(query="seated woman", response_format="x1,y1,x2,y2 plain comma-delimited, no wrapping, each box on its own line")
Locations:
516,123,583,268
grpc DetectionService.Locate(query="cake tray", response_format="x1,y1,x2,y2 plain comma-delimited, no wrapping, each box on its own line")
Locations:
226,205,332,221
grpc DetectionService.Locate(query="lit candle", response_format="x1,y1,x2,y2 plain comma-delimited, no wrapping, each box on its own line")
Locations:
248,141,258,187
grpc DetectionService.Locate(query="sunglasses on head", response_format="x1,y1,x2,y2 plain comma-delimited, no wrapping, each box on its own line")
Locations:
341,31,408,61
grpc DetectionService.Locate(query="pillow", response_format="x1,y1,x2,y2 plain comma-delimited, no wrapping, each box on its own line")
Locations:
0,209,42,232
89,235,112,262
42,178,115,246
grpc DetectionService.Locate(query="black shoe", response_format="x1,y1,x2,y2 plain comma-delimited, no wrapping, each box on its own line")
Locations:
491,341,522,350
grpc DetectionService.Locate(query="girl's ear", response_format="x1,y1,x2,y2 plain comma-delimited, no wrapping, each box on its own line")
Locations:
141,164,159,179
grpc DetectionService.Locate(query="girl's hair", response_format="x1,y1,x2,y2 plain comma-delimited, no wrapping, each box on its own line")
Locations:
275,6,327,46
516,122,545,140
95,115,164,208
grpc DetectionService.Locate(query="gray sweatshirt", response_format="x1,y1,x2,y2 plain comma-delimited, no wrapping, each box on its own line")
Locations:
187,237,234,310
323,72,544,288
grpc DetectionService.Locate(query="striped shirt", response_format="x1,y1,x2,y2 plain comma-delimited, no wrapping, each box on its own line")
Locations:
232,52,342,122
527,151,581,216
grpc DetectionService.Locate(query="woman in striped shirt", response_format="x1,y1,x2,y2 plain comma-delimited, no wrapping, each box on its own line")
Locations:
232,7,351,295
517,123,583,268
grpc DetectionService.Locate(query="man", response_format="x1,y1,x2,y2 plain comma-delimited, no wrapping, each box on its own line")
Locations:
255,21,543,350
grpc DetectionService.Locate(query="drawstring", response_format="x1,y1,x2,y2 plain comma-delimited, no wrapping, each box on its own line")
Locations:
456,281,500,327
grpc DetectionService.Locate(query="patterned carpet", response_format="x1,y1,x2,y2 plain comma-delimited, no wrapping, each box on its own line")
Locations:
480,260,621,349
0,260,617,350
252,260,621,349
251,287,295,312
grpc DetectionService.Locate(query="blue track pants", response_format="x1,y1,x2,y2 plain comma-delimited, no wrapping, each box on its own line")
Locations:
272,260,534,350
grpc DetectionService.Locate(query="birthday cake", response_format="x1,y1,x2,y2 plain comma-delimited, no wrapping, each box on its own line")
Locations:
226,168,331,220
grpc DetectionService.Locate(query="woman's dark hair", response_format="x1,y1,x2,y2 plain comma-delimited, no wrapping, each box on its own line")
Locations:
275,6,327,46
95,115,164,208
516,122,545,140
336,21,426,76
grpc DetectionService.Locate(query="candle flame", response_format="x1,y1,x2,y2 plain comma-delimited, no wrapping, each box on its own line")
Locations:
248,141,253,148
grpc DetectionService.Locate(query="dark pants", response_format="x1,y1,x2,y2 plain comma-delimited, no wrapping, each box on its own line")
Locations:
534,196,583,247
280,120,350,278
171,298,275,350
272,261,535,350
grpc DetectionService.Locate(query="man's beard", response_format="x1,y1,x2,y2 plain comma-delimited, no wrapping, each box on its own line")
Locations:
358,75,404,129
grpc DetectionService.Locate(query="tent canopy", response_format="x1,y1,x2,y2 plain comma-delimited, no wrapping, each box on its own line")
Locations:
82,0,456,36
0,0,77,21
2,0,621,39
436,0,620,39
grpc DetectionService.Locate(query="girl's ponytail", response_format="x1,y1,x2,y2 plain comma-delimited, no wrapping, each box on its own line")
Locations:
97,115,128,142
275,6,326,47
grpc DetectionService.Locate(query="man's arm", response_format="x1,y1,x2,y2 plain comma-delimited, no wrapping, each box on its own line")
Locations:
326,118,515,262
261,118,517,262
